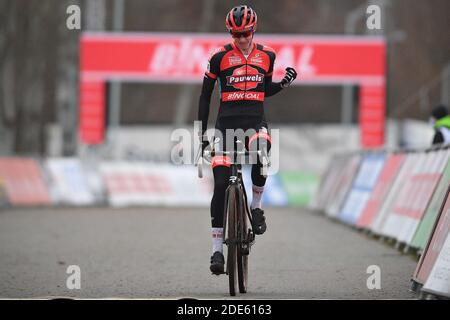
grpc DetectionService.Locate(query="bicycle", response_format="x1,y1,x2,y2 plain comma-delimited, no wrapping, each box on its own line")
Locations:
196,138,270,296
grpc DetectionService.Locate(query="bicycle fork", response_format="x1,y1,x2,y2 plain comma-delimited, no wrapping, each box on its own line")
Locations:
222,166,255,257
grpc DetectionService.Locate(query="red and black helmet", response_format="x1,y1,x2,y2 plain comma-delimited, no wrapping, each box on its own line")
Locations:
225,5,257,32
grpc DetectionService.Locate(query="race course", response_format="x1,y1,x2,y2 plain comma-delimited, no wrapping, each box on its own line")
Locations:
0,207,417,299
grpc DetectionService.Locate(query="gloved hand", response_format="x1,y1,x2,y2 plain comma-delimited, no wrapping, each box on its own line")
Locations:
280,67,297,88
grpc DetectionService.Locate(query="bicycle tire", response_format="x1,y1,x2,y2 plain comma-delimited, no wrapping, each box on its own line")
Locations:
226,185,238,297
237,186,248,294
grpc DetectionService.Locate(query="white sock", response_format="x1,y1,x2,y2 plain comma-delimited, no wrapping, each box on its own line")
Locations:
251,184,264,210
212,228,223,253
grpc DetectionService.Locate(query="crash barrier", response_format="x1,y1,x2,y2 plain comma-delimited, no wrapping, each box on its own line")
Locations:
0,157,317,208
0,157,52,206
45,158,101,205
312,144,450,299
100,162,212,207
412,186,450,299
311,153,361,218
338,153,386,225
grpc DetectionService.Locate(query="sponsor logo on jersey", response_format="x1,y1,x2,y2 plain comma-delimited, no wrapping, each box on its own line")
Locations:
228,54,243,66
226,66,264,90
250,53,263,65
221,91,265,102
250,57,263,65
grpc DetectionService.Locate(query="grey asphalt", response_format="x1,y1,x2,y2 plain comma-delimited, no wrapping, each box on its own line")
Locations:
0,206,418,299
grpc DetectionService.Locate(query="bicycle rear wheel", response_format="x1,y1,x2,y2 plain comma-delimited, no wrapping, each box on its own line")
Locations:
236,186,248,293
226,186,238,296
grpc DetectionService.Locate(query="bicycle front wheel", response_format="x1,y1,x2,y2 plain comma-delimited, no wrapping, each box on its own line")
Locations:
226,185,238,296
237,185,248,294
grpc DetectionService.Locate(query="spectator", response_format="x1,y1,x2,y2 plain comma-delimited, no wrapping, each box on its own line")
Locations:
430,104,450,145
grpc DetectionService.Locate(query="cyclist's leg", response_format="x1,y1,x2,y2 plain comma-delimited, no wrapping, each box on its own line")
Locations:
211,164,231,248
248,123,272,209
210,164,229,274
248,122,272,234
209,128,231,273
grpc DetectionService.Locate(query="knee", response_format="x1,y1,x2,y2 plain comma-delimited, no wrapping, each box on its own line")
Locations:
248,130,272,152
251,164,267,186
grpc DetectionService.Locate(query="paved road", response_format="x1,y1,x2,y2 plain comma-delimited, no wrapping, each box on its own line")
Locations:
0,206,418,299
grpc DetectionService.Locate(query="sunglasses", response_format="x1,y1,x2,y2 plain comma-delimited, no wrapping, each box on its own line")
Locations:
230,30,253,38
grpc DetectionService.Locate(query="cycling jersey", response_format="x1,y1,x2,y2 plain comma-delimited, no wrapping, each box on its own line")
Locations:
198,42,283,135
433,115,450,145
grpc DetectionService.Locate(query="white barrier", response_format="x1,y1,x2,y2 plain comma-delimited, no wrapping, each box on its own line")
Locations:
410,156,450,250
100,162,289,208
401,150,450,245
46,158,97,205
310,155,350,211
326,155,361,218
100,162,213,207
422,230,450,298
313,145,450,299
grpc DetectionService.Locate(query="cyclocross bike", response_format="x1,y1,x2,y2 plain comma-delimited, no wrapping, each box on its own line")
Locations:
196,138,270,296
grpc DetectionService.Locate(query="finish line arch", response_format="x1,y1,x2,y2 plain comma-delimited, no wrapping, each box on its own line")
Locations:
79,32,386,148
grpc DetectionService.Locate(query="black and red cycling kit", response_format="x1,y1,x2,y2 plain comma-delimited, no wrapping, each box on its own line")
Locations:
197,42,284,228
198,42,283,137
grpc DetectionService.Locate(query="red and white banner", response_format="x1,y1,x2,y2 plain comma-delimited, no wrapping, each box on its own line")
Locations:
371,153,421,235
81,33,385,83
79,32,386,147
0,158,52,206
100,162,213,207
381,150,450,242
357,153,405,228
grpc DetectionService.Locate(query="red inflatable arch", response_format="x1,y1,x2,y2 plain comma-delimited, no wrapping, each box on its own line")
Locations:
79,32,386,148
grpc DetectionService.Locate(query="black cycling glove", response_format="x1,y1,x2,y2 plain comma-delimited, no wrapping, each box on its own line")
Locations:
280,67,297,88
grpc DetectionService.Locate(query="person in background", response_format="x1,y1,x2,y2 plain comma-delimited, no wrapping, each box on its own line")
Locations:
430,104,450,145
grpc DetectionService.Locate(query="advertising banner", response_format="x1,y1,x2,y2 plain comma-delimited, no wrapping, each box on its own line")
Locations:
0,158,51,206
356,153,405,228
338,153,386,225
413,187,450,284
46,158,96,205
411,154,450,249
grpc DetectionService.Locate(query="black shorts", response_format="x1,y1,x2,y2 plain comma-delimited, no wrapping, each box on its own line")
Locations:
212,116,271,163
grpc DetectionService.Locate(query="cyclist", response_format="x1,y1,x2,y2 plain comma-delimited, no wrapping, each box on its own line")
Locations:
197,5,297,274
